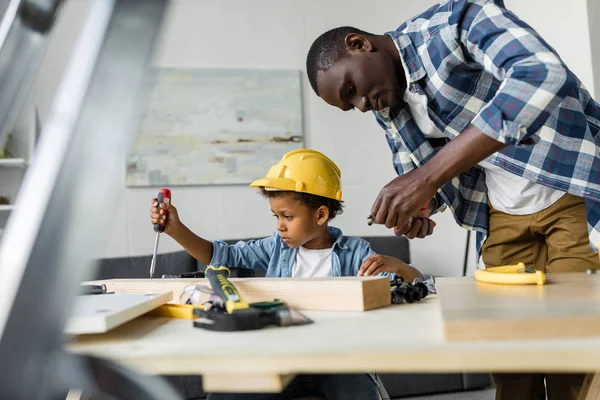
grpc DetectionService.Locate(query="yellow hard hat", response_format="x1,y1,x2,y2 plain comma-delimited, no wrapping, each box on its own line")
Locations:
250,149,343,201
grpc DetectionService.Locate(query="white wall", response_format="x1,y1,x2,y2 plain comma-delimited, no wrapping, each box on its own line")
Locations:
588,0,600,99
504,0,595,96
19,0,599,277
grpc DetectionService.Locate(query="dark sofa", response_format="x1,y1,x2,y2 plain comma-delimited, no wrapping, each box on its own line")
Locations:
91,235,491,399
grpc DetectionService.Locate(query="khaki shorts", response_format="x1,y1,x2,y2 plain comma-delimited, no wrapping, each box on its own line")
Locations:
482,193,600,272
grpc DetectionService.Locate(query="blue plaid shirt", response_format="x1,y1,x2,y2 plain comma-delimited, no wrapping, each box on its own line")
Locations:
373,0,600,266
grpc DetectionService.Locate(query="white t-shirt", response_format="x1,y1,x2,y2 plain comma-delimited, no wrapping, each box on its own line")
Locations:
399,55,564,215
291,246,333,278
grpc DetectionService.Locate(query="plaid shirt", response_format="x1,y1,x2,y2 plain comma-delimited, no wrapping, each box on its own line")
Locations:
373,0,600,266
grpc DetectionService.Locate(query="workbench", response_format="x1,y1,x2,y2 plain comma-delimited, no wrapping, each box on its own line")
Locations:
67,275,600,399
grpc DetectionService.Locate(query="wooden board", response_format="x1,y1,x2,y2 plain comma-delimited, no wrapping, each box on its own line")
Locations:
65,292,172,335
436,273,600,341
82,276,391,311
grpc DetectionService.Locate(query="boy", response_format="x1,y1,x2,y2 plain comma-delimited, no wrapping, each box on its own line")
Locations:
150,148,424,399
149,148,423,280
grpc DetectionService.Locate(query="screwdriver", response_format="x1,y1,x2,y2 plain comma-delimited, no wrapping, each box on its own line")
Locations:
150,188,171,279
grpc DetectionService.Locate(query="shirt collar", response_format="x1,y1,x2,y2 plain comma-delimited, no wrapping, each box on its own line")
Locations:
278,226,348,250
374,32,427,121
384,31,427,83
328,226,348,250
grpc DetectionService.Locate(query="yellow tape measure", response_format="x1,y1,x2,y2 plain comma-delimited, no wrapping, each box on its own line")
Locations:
474,262,546,285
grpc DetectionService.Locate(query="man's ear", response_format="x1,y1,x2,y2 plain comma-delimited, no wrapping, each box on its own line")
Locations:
345,33,374,53
316,205,330,225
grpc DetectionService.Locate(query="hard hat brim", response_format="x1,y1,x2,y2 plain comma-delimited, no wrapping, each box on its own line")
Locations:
249,177,343,202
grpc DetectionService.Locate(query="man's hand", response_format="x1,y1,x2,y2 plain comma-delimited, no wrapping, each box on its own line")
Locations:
393,216,436,239
371,168,438,230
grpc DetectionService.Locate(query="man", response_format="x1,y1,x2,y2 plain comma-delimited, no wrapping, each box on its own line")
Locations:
305,0,600,399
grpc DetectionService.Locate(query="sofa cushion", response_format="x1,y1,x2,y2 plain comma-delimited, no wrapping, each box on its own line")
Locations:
364,236,410,264
92,250,197,280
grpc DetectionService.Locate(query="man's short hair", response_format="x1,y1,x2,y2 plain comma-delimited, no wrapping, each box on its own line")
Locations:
306,26,373,96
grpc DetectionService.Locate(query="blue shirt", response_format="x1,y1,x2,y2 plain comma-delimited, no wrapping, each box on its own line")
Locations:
210,226,377,277
373,0,600,264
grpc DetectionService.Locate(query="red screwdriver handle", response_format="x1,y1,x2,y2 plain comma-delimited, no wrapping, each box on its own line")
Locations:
154,188,171,233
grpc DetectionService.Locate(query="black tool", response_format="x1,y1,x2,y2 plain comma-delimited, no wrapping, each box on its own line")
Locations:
193,266,313,331
161,271,205,279
390,276,432,304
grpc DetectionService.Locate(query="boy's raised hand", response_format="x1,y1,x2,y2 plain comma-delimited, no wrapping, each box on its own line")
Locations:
150,198,181,235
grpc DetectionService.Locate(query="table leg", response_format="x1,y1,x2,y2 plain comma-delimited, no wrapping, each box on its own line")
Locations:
578,372,600,400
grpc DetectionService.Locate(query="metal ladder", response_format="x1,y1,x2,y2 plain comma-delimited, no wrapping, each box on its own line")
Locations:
0,1,182,399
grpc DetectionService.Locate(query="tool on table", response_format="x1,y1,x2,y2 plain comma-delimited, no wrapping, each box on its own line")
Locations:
148,303,196,320
368,205,429,226
161,271,205,279
474,262,546,285
79,284,108,295
150,188,171,279
187,265,313,331
390,275,435,304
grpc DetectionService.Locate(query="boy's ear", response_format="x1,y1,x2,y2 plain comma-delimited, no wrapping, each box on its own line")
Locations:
316,205,330,225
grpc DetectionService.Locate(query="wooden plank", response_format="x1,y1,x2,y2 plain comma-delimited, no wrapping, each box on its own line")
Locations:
82,276,391,311
65,292,172,335
202,373,296,393
579,372,600,400
436,273,600,341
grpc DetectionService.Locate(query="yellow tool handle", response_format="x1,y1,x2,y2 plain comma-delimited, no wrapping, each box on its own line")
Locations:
149,303,196,319
474,262,546,285
205,265,250,313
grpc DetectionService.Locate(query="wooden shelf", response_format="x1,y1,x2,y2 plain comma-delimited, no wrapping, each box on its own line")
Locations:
0,158,27,168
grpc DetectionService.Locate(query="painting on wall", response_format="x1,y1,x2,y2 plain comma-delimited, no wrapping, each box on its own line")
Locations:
126,68,304,187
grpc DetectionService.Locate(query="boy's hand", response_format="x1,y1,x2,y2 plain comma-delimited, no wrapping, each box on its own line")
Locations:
358,254,424,281
358,254,398,276
150,198,182,235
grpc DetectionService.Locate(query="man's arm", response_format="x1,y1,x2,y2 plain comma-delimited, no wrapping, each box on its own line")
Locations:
421,125,505,192
460,0,576,145
372,0,576,229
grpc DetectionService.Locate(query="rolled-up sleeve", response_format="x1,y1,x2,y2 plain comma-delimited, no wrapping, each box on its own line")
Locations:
210,236,274,272
460,0,576,145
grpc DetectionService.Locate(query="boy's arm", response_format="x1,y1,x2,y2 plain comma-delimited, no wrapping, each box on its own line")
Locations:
358,254,424,282
152,200,272,270
353,238,424,281
169,223,213,265
151,200,214,264
209,236,274,271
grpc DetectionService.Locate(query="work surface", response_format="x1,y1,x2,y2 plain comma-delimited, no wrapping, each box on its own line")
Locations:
68,273,600,394
437,272,600,341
